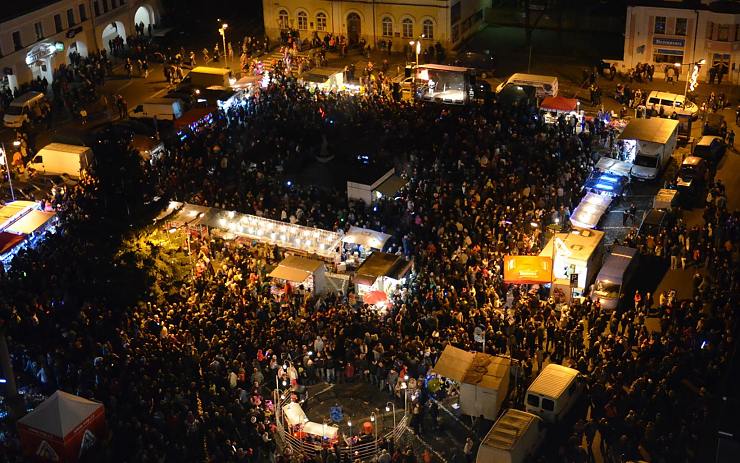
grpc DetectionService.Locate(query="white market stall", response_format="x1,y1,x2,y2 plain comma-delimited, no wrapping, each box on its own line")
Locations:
268,255,328,296
302,421,339,440
539,227,605,299
347,167,406,205
282,402,308,427
0,201,57,269
341,226,391,262
433,345,511,421
299,68,345,92
353,252,413,303
570,193,612,229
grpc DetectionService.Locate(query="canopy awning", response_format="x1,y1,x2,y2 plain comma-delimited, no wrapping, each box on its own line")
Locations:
282,402,308,427
433,345,510,389
269,266,311,283
503,255,552,284
5,210,55,235
17,390,104,439
341,226,391,250
540,96,578,112
302,421,338,439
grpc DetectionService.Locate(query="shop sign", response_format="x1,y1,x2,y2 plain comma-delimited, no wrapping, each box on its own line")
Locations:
25,43,57,66
653,37,685,47
66,26,83,38
655,48,684,56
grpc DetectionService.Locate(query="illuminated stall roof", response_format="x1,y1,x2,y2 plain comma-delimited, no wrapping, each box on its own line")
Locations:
570,193,612,229
268,256,325,283
0,232,25,255
341,226,391,250
433,345,510,389
0,201,38,230
540,96,577,113
354,252,412,286
5,210,56,235
595,157,632,178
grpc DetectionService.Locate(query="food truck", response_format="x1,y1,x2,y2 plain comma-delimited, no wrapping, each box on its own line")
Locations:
539,227,605,300
618,118,679,181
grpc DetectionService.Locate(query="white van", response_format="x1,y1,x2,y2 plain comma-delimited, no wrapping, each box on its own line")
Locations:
27,143,92,178
129,98,184,121
3,91,46,128
646,91,699,119
476,409,545,463
496,73,558,98
590,246,638,312
525,364,582,423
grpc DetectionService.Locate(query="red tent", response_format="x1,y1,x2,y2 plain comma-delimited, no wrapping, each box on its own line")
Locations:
17,391,106,463
0,231,25,255
540,96,578,113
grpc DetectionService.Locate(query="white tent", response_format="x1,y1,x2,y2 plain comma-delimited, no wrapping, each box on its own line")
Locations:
433,345,511,420
282,402,308,427
302,421,339,439
341,226,391,251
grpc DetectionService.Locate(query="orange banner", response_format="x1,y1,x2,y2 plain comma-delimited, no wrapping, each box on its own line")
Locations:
503,255,552,284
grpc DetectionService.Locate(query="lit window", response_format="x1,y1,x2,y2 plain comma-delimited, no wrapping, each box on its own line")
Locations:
654,16,666,34
423,20,434,39
278,10,289,30
316,12,327,31
402,18,413,38
382,17,393,37
297,11,308,30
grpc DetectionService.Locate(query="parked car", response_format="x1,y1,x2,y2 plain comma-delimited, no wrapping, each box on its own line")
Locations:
646,91,699,119
676,156,708,205
692,135,726,164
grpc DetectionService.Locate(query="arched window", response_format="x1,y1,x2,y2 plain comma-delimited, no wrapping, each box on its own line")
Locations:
402,18,413,38
316,12,327,31
278,10,289,30
381,17,393,37
423,19,434,39
297,11,308,30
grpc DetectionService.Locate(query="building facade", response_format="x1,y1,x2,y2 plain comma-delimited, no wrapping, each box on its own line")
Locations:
621,0,740,83
1,0,161,92
262,0,491,52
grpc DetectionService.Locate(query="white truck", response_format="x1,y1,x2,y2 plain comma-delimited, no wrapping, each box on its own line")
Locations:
476,409,545,463
129,98,185,121
185,66,234,88
27,143,92,178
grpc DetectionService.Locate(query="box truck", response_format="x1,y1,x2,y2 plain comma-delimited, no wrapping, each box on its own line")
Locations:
129,98,185,121
590,246,638,312
27,143,92,178
184,67,234,88
476,409,545,463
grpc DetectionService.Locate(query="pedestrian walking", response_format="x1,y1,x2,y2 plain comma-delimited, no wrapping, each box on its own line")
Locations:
463,437,474,463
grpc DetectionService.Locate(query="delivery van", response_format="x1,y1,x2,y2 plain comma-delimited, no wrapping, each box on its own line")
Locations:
129,98,184,121
646,91,699,119
525,364,582,423
3,91,46,128
27,143,92,178
183,66,234,89
590,246,638,311
476,409,545,463
495,73,558,98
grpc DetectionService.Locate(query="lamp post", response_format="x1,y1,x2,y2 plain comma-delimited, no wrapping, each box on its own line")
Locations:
675,58,706,99
347,419,353,455
370,412,378,453
385,401,396,430
0,141,18,201
219,22,229,69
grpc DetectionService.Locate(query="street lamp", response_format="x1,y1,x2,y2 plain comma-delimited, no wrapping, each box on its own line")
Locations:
675,58,706,99
409,40,422,68
347,418,353,455
385,401,397,430
218,22,229,69
370,412,378,453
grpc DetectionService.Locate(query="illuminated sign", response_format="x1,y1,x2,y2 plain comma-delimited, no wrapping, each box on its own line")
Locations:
25,43,57,65
653,38,685,47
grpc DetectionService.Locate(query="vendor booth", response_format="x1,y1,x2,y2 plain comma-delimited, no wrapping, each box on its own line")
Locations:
282,402,309,427
299,68,345,92
503,255,552,284
347,167,406,204
595,156,633,178
354,252,413,303
269,255,328,296
539,227,605,299
414,64,472,105
540,96,581,126
570,192,613,229
301,421,339,441
433,345,511,421
341,225,391,259
0,201,57,269
17,390,105,463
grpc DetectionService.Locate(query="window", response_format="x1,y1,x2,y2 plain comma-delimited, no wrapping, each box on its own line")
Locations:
297,11,308,30
278,10,289,30
402,18,413,38
382,17,393,37
654,16,666,34
316,12,327,31
93,1,100,17
67,9,76,26
423,19,434,39
451,2,461,24
34,22,44,40
12,31,22,50
707,22,713,39
653,51,683,64
79,4,87,21
541,398,555,411
526,394,540,407
675,18,687,36
54,14,63,33
718,24,730,41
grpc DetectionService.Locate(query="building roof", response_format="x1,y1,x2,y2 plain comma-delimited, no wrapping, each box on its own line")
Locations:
4,210,55,235
629,1,740,14
0,1,60,22
268,256,325,282
482,409,540,451
354,252,412,285
527,364,579,399
618,118,679,145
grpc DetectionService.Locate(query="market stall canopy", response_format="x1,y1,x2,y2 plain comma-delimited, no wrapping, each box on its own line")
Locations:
503,255,552,284
354,252,412,286
540,96,578,112
269,256,325,283
282,402,308,427
173,106,216,131
341,226,391,250
595,157,632,178
302,421,338,439
433,345,510,389
375,174,408,198
0,231,25,254
155,201,183,221
18,390,104,439
5,210,56,235
233,75,261,89
618,118,679,144
0,200,38,229
363,290,389,305
582,171,626,196
570,193,612,229
168,203,211,226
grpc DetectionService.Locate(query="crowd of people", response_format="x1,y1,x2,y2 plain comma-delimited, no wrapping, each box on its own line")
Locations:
0,57,737,463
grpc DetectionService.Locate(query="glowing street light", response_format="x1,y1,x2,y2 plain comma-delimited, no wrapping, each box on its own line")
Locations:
218,22,229,69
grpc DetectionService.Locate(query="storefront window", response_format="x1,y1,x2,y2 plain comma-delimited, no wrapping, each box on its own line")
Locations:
654,16,666,34
316,13,327,32
675,18,687,36
297,11,308,30
402,18,413,38
382,17,393,37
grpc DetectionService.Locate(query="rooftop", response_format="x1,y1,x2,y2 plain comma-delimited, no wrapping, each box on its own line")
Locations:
1,1,61,23
483,409,540,451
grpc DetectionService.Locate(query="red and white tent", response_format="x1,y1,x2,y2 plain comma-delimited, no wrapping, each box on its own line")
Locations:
17,390,106,462
540,96,578,113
